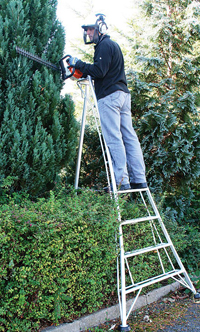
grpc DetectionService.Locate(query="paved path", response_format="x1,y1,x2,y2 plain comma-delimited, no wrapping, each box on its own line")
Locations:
157,302,200,332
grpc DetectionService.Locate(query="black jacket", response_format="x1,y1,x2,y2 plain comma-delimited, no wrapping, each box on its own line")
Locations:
75,35,129,100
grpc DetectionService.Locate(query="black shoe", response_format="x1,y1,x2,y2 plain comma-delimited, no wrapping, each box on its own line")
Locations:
103,186,111,193
118,183,131,191
104,183,131,193
130,182,147,189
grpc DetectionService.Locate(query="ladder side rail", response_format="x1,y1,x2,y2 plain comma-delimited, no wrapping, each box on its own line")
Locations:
104,134,128,327
140,188,166,272
150,220,176,272
151,221,165,244
146,190,197,294
118,223,128,328
139,191,163,248
152,221,177,271
117,256,123,321
105,149,129,328
146,189,162,219
141,189,166,271
125,257,135,286
140,190,152,216
146,190,176,248
88,76,114,193
168,248,196,293
172,275,194,291
149,220,166,275
92,107,112,191
140,190,167,272
87,77,129,326
74,82,89,189
146,213,176,271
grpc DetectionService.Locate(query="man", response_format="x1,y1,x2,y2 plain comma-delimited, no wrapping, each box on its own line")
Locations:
68,14,147,190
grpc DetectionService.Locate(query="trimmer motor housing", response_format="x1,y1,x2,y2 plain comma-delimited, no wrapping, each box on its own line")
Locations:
59,55,83,80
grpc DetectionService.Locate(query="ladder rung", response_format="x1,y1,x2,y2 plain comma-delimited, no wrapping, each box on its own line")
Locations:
124,243,171,258
123,269,185,294
118,188,148,193
120,215,158,226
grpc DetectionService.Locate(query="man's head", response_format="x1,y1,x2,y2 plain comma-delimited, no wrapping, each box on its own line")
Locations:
82,14,108,44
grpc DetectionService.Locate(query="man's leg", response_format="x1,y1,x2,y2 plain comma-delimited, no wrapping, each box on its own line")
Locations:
98,92,130,186
120,92,147,184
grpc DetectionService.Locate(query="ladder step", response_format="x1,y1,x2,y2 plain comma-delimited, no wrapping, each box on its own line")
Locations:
123,269,185,294
124,242,171,258
118,188,148,194
120,215,158,226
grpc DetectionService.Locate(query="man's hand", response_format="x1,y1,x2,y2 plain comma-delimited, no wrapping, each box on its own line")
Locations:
67,56,79,68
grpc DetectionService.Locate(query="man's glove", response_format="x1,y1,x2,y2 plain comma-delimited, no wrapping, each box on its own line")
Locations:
67,56,79,68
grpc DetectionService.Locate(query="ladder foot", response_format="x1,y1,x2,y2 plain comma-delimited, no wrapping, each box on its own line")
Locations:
117,325,131,331
194,292,200,302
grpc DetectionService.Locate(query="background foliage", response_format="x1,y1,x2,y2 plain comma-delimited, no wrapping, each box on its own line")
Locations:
0,0,78,196
127,0,200,217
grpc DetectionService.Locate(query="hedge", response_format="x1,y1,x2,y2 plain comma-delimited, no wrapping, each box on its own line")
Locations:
0,187,199,331
0,189,118,331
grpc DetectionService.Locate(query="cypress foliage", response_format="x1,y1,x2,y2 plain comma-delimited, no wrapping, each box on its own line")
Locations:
0,0,78,196
128,0,200,216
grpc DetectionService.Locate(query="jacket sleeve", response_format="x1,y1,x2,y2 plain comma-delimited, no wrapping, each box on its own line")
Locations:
75,42,112,78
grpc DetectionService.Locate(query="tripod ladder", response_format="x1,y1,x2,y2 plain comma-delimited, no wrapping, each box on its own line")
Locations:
74,76,200,331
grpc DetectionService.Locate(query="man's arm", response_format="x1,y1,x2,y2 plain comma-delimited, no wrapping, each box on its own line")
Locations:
75,43,112,79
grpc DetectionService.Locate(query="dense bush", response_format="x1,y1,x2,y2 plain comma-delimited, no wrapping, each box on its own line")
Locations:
0,189,118,331
0,185,199,331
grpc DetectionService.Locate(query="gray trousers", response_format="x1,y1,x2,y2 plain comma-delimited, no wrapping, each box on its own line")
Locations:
98,91,146,186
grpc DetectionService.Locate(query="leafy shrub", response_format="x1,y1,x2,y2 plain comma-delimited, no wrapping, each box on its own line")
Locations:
0,189,117,331
0,186,199,331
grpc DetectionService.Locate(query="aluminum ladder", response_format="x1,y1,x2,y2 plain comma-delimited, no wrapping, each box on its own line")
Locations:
74,76,200,331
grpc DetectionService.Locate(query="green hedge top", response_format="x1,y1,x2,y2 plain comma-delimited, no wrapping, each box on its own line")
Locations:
0,189,118,332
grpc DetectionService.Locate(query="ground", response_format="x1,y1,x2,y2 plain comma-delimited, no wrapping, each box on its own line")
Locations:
84,287,200,332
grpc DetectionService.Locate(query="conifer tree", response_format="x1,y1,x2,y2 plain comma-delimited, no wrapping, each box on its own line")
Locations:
128,0,200,216
0,0,78,196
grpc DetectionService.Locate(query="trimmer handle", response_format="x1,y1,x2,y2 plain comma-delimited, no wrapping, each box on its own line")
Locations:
59,55,75,80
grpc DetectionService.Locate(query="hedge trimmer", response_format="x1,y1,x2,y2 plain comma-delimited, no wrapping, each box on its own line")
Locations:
16,46,82,80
